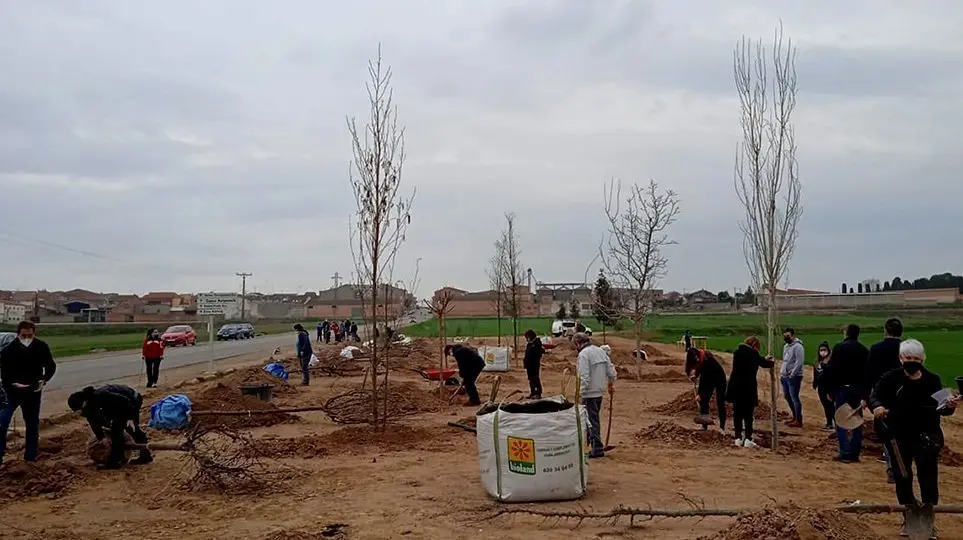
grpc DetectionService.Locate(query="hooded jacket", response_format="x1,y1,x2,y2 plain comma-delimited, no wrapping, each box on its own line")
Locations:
812,341,833,394
726,343,774,405
780,338,805,378
577,344,617,399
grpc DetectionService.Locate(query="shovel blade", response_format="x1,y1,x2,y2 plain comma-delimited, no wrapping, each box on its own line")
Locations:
903,505,933,540
693,414,714,426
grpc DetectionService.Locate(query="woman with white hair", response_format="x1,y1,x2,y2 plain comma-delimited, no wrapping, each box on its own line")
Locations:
869,338,959,537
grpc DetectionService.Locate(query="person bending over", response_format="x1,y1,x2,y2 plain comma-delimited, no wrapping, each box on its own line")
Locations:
445,344,486,406
686,347,728,435
726,336,774,448
68,384,153,469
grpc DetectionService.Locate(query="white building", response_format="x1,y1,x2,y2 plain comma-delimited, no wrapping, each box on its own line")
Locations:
0,302,27,324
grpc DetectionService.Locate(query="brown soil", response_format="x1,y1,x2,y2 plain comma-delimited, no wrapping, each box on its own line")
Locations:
263,524,347,540
189,383,300,429
635,420,733,450
244,435,331,460
641,370,691,383
0,461,80,505
317,424,461,455
699,505,881,540
652,390,790,422
226,366,299,396
652,356,683,366
942,446,963,467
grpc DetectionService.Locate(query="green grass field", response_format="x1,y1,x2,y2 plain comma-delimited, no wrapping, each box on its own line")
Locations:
0,320,325,358
404,313,963,381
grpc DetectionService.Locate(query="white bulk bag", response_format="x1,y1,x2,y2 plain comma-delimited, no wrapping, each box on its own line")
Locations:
339,346,360,359
476,399,589,502
479,346,511,372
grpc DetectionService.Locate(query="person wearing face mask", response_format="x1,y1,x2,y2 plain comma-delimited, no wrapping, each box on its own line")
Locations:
141,328,165,389
685,347,728,435
575,332,616,458
812,341,835,431
780,328,805,428
869,339,958,538
0,321,57,465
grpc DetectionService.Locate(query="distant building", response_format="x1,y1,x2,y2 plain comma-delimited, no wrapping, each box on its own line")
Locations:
0,302,27,324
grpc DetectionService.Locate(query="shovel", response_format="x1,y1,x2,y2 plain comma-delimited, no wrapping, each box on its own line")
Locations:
604,389,616,452
903,504,933,540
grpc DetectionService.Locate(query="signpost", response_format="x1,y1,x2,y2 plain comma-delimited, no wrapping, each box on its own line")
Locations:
197,293,238,371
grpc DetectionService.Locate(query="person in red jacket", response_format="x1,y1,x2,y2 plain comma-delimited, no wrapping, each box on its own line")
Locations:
141,328,165,388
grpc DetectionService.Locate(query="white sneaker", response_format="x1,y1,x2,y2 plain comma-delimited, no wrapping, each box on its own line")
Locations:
734,438,745,447
743,439,758,449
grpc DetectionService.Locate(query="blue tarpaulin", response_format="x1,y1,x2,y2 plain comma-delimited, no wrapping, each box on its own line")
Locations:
264,362,290,381
148,394,193,430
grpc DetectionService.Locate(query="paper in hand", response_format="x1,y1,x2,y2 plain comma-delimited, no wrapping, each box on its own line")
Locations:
932,388,954,409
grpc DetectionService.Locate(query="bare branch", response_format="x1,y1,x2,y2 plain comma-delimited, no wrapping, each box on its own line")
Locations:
424,290,456,368
496,213,525,365
733,22,801,452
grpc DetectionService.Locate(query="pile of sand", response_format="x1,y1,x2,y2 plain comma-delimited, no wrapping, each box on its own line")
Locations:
634,421,732,450
699,505,881,540
223,366,298,396
190,383,300,429
0,461,80,505
245,435,330,460
651,391,789,422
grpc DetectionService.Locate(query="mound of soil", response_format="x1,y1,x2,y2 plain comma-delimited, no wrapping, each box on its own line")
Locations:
190,383,300,429
651,391,789,422
227,366,298,395
641,370,691,383
319,425,449,454
700,505,881,540
941,446,963,467
37,428,90,459
651,356,682,366
0,461,80,504
245,435,330,459
634,421,732,450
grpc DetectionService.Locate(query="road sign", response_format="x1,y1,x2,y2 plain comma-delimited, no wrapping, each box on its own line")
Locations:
197,293,237,316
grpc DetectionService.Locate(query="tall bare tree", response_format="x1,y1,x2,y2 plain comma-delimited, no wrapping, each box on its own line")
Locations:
733,24,801,451
497,213,524,366
347,46,415,429
602,179,680,378
424,290,456,369
487,239,506,346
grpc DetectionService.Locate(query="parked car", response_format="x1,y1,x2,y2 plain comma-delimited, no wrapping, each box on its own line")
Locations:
217,323,255,340
162,325,197,346
0,332,15,350
550,319,593,337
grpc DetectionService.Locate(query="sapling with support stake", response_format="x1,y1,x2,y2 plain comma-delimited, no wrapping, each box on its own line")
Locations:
423,289,455,369
601,178,680,380
496,213,524,367
347,44,415,430
733,22,801,452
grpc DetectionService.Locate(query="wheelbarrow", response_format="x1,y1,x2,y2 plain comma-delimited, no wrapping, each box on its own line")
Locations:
414,367,460,386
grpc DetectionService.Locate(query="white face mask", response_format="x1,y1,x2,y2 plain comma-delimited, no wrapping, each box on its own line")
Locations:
19,337,33,347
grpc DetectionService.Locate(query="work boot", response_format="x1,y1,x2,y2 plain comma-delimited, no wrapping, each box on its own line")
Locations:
822,423,834,431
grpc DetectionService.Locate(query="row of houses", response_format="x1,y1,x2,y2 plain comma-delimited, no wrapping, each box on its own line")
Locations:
758,287,961,310
0,284,415,324
432,282,665,318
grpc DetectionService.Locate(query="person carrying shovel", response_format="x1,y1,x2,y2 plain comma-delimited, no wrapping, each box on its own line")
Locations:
869,338,958,539
575,332,616,459
685,347,728,435
68,384,153,469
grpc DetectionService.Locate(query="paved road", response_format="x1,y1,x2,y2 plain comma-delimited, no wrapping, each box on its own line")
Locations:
48,334,295,391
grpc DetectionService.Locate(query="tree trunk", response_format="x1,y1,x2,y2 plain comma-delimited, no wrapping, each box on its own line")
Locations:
767,284,778,451
635,319,643,380
512,315,519,369
370,280,380,428
496,304,502,346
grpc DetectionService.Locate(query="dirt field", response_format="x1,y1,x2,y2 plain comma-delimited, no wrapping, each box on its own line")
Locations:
2,336,962,539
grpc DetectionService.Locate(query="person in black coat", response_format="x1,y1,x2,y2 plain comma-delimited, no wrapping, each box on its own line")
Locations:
869,338,957,538
812,341,835,430
445,344,486,406
685,348,728,434
68,384,153,469
522,330,544,399
827,324,870,462
0,321,56,465
725,337,774,447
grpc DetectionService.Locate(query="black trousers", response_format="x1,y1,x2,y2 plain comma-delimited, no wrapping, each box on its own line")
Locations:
526,365,542,398
732,399,755,440
819,393,835,426
463,371,482,405
887,436,940,506
317,330,323,342
144,358,162,386
108,396,151,465
698,379,727,430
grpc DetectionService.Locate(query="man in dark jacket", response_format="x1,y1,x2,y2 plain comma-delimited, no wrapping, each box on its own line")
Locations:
866,317,903,483
68,384,152,469
294,324,313,386
869,338,957,538
445,344,486,406
523,330,544,399
827,324,870,463
726,337,774,447
0,321,56,465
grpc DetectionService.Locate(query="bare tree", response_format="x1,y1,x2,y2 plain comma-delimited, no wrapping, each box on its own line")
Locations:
497,213,525,366
733,23,801,451
347,46,415,430
487,240,506,346
424,290,456,369
602,179,680,378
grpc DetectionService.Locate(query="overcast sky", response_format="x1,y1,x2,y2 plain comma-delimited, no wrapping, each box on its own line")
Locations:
1,1,960,298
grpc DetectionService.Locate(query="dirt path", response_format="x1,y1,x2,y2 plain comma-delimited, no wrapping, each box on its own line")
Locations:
1,337,961,539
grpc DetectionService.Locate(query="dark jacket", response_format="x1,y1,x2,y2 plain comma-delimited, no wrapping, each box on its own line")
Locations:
686,349,727,394
826,338,869,404
726,343,774,405
869,367,955,441
523,339,544,372
296,330,313,360
82,385,142,440
865,337,901,400
0,338,56,393
812,341,833,394
451,344,486,380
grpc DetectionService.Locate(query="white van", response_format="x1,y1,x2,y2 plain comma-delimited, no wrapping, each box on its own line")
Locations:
550,319,592,337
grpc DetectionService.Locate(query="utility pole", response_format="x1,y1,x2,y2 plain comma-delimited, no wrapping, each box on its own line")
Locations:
236,272,252,320
331,272,343,288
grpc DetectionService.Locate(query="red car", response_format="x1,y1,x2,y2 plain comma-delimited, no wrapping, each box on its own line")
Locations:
162,325,197,347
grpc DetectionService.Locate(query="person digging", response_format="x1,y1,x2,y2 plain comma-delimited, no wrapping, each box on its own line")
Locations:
685,347,728,435
68,384,153,469
445,344,486,407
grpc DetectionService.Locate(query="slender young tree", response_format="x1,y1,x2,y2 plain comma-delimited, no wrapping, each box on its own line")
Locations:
424,290,455,370
347,46,415,429
733,23,801,451
602,179,680,378
487,239,507,346
592,270,617,343
497,213,524,366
